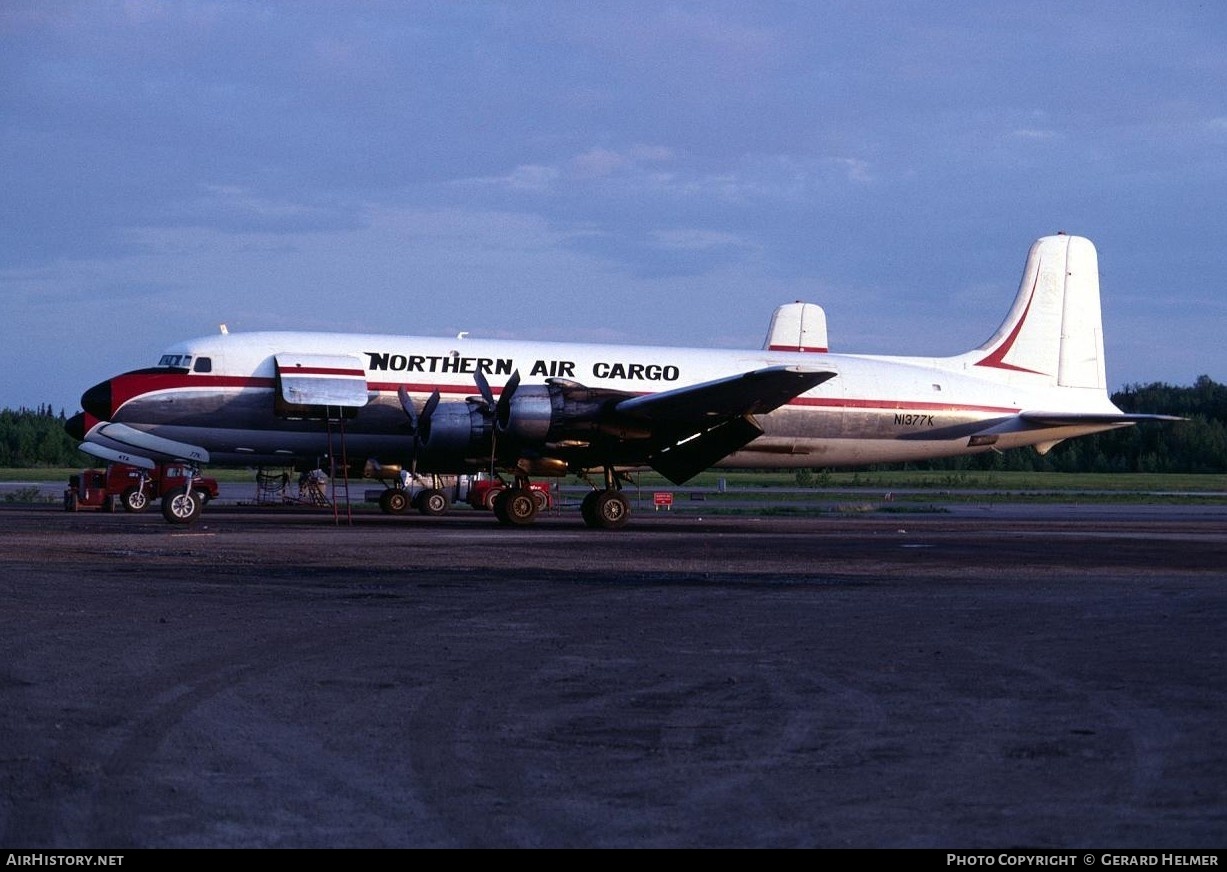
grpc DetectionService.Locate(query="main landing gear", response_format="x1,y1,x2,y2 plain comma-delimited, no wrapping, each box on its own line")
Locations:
579,466,632,530
492,482,539,526
487,467,631,530
580,489,630,530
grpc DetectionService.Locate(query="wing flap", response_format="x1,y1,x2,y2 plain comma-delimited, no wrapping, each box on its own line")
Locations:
646,416,764,485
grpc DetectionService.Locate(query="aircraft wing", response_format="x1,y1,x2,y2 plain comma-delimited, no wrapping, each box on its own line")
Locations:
609,366,837,484
614,365,836,421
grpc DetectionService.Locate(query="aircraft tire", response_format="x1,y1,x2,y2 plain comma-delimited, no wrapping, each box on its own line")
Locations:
580,490,601,527
380,489,409,514
417,488,450,516
590,490,630,530
494,489,537,526
161,490,202,525
531,488,550,512
121,487,149,513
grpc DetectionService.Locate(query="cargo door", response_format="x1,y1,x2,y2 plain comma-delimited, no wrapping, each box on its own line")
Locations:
274,353,369,419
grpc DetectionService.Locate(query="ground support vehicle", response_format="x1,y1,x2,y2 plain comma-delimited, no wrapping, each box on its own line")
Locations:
467,477,553,514
64,462,219,522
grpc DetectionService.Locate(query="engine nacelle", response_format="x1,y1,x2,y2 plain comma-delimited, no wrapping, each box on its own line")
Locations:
420,401,492,461
497,385,553,443
498,382,616,446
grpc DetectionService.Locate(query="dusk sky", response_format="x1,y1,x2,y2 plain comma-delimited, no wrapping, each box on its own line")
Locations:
4,1,1225,413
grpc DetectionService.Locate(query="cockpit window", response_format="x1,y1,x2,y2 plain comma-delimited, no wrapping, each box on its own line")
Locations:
193,357,212,373
158,354,193,369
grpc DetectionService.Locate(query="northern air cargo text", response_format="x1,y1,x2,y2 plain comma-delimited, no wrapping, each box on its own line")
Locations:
365,353,681,382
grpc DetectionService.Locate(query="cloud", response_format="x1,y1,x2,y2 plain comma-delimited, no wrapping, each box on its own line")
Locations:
469,146,874,205
570,148,631,179
650,228,755,252
1010,128,1061,141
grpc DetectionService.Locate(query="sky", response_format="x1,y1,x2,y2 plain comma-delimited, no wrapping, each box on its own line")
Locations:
3,0,1226,413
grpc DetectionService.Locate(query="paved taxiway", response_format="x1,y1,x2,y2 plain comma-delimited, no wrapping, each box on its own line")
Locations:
1,504,1224,848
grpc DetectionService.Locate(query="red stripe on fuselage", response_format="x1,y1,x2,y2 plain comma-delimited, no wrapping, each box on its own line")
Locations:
108,372,273,412
787,396,1018,414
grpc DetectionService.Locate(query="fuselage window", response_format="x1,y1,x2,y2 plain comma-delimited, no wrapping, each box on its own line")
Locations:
193,357,212,373
158,354,193,369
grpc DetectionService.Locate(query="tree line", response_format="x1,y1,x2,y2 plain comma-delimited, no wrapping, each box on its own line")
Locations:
0,406,83,467
1,376,1224,472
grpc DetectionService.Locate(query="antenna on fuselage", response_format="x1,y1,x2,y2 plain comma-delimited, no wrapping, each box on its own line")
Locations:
219,324,229,335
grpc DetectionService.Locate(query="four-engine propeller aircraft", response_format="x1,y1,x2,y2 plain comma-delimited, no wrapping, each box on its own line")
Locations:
67,234,1174,528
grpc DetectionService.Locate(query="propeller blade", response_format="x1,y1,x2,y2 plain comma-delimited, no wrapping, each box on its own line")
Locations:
474,369,496,410
393,387,443,485
397,386,418,432
422,389,441,422
495,370,521,432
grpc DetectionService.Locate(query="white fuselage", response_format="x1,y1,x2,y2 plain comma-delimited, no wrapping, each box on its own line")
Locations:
94,329,1122,471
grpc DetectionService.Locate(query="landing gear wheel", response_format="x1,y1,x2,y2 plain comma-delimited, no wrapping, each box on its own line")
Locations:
531,487,550,513
483,487,503,510
121,487,149,513
494,488,538,526
417,488,450,516
585,490,630,530
379,489,409,514
161,490,202,525
580,490,601,527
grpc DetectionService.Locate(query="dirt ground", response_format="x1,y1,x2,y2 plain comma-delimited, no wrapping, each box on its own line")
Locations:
1,504,1225,848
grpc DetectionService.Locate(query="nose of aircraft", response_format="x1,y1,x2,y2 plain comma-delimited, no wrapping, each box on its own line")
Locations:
81,379,113,420
64,412,88,441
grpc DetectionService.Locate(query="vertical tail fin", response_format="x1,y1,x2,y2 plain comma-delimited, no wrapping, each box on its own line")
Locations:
764,302,829,353
969,234,1106,390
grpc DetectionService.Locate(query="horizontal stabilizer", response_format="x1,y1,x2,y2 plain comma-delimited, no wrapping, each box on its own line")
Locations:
615,366,836,421
86,422,210,464
78,442,157,469
1019,411,1185,426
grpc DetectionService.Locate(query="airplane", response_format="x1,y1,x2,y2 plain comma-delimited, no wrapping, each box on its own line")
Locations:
67,233,1176,528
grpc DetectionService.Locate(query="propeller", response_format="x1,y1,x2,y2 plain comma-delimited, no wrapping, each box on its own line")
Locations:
397,372,520,478
398,385,440,479
473,369,520,474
